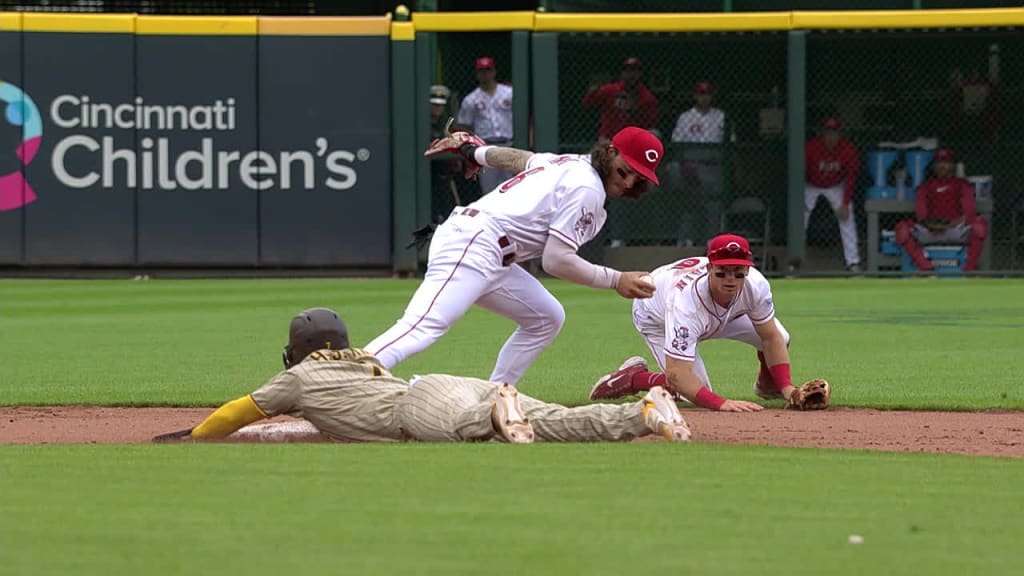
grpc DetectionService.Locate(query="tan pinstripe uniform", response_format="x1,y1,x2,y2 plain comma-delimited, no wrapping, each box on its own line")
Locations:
251,348,650,443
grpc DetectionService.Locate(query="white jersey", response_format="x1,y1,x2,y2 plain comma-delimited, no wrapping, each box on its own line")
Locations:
468,153,607,261
671,107,725,144
457,84,514,142
638,256,774,361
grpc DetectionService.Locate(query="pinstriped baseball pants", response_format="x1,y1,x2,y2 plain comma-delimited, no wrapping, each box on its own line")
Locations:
396,374,649,442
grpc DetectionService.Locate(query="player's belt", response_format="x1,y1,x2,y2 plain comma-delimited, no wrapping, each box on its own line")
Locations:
454,207,516,266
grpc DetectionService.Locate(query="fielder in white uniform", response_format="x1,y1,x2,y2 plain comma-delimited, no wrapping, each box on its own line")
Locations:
152,307,691,444
366,126,665,385
589,234,800,412
457,56,516,194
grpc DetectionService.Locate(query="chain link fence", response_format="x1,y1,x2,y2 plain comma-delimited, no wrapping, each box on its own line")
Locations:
429,25,1024,274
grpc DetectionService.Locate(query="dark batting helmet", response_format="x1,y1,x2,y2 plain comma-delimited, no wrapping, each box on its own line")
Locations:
282,307,350,369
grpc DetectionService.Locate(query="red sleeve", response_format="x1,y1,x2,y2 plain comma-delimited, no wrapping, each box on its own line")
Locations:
804,141,816,182
915,181,931,220
639,88,659,129
959,179,977,220
842,143,860,205
582,84,612,109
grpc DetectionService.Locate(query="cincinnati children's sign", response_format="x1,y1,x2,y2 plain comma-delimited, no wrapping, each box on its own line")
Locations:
1,81,374,211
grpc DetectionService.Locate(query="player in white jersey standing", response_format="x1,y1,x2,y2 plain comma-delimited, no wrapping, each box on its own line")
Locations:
589,234,800,412
457,56,516,194
666,81,727,246
365,125,664,385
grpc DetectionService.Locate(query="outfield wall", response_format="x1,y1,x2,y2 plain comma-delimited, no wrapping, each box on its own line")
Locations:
0,14,392,267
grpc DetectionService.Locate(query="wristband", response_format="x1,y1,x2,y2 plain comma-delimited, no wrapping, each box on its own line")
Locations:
473,145,496,167
695,386,726,410
768,363,792,391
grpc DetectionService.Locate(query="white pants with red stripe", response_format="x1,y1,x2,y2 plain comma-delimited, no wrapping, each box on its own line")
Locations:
804,184,860,267
365,212,564,385
632,301,790,389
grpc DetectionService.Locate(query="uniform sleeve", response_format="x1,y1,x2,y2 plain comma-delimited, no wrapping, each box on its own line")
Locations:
548,185,606,250
250,371,301,417
456,95,474,127
639,87,659,129
842,144,860,205
959,179,977,220
748,278,776,325
671,112,687,143
915,181,931,220
664,296,703,361
581,85,607,108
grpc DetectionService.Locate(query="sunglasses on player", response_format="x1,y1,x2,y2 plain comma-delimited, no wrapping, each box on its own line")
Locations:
713,270,746,279
708,243,753,262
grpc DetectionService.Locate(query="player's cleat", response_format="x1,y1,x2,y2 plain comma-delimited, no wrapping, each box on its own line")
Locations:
589,356,648,400
492,383,534,443
753,379,785,401
642,386,691,442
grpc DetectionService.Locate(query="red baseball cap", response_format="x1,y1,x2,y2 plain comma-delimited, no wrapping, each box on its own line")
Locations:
622,57,642,68
475,56,495,70
933,147,955,162
822,116,843,131
695,81,714,94
611,127,663,185
707,234,755,267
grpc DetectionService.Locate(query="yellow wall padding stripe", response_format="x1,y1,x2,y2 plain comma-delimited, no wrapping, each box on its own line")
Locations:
391,21,414,41
136,16,258,35
21,13,135,33
0,12,22,31
259,16,390,36
413,11,535,31
792,8,1024,29
534,12,793,32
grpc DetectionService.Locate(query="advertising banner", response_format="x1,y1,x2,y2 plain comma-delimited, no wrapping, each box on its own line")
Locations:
0,29,24,264
257,34,391,266
22,30,137,265
135,33,260,265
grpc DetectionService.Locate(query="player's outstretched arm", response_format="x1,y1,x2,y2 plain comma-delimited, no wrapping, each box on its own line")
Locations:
153,394,268,442
541,236,654,299
665,357,763,412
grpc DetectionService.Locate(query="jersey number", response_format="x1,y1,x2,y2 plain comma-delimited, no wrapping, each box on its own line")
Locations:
499,166,546,192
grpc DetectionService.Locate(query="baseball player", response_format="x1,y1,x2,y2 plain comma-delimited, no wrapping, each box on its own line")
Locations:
153,308,691,444
457,56,515,194
581,57,660,142
667,80,726,245
588,234,802,412
894,147,988,271
805,116,862,271
365,124,664,385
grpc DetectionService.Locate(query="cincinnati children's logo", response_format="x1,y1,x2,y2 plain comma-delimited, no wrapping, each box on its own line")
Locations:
0,81,42,211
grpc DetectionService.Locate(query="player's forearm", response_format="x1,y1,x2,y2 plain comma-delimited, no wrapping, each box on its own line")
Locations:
191,395,268,439
666,360,725,410
541,238,621,289
473,146,533,175
760,333,794,394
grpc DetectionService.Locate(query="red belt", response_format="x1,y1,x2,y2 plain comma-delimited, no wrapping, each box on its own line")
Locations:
456,208,515,266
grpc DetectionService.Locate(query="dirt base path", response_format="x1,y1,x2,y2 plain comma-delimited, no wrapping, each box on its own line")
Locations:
2,406,1022,457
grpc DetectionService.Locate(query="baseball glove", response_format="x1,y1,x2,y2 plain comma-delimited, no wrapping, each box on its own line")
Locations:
424,117,486,180
786,378,831,411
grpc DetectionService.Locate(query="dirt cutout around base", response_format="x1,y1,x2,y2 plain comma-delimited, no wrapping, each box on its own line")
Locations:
1,406,1022,458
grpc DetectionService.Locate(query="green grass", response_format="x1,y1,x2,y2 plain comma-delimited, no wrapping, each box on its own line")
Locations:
1,278,1023,409
2,278,1023,576
3,443,1023,576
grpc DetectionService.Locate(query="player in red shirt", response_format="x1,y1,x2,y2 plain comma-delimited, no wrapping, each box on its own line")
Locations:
894,148,988,271
581,57,660,142
804,117,862,271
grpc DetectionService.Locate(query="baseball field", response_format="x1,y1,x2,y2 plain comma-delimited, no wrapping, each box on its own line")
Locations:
2,277,1023,575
